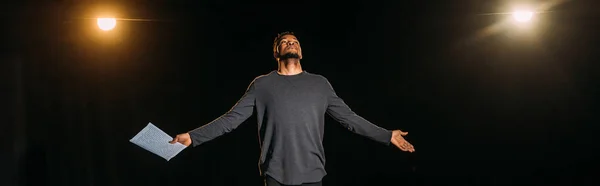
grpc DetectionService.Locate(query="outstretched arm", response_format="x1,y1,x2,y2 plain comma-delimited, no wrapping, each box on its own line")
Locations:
324,78,391,144
170,79,257,147
324,78,414,152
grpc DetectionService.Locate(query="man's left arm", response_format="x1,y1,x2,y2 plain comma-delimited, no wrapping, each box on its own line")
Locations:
324,78,415,152
324,79,392,145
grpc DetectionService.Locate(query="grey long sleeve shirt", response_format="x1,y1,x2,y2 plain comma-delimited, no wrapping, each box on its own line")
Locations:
188,70,392,185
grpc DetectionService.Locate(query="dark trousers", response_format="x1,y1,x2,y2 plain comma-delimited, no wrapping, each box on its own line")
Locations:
264,176,322,186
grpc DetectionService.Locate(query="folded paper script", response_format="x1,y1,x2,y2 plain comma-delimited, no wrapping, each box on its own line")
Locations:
130,123,187,161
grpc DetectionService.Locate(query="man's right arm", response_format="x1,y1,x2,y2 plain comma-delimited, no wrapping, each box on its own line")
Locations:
185,80,257,147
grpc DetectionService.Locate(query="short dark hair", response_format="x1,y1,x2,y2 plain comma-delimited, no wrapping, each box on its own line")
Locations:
272,31,296,55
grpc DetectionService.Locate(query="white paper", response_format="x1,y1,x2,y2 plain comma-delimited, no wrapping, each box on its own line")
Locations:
130,122,187,161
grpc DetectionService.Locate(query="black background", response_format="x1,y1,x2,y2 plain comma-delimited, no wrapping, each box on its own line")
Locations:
2,0,598,185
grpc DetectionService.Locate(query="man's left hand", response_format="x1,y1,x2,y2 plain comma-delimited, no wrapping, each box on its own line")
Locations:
391,130,415,152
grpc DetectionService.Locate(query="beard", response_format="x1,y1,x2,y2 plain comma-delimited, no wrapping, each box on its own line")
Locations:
279,52,300,60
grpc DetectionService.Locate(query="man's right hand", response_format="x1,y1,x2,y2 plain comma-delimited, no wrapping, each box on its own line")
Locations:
170,133,192,147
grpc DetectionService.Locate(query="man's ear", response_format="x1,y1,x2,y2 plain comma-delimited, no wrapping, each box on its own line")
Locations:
273,52,279,59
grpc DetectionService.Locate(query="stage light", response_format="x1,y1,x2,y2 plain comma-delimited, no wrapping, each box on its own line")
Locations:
97,18,117,31
513,11,534,22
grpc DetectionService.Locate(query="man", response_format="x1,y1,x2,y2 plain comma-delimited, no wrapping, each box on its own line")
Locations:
170,32,415,186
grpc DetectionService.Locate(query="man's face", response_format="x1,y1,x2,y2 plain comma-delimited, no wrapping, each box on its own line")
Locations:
276,35,302,60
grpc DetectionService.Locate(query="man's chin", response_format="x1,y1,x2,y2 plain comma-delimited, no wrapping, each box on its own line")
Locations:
279,53,300,60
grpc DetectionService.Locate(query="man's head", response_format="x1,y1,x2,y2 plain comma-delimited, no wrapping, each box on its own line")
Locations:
272,31,302,61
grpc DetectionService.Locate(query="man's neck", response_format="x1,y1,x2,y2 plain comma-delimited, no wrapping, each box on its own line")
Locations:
277,59,303,75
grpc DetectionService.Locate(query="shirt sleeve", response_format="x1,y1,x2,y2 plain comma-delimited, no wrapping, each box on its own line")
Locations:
188,79,257,147
324,78,392,145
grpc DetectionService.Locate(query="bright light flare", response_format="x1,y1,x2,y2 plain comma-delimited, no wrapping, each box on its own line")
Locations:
97,18,117,31
512,11,534,22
